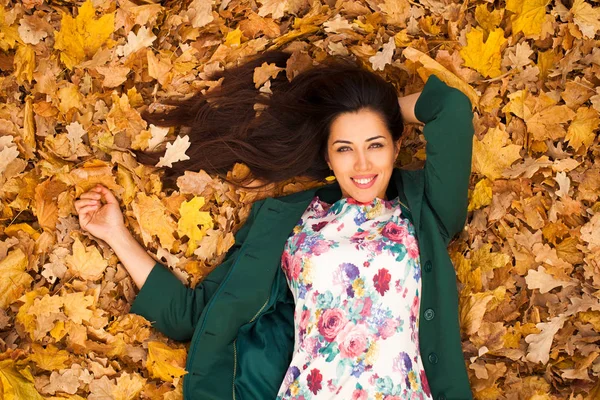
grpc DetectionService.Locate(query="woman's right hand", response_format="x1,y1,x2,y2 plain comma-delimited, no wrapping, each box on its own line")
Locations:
74,184,127,244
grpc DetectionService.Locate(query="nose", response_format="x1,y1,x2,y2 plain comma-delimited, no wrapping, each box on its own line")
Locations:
354,149,371,171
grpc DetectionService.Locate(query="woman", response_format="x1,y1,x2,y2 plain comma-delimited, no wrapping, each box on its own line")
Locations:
74,50,474,400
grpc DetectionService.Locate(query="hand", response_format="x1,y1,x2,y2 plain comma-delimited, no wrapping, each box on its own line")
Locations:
74,184,127,244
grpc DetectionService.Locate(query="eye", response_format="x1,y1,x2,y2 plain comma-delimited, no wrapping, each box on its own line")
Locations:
337,143,384,152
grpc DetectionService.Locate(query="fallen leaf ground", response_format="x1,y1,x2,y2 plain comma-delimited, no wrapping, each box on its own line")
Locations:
0,0,599,399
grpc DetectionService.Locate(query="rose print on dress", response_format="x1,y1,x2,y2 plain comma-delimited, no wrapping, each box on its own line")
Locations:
336,322,371,359
307,368,323,394
373,268,391,296
317,308,348,342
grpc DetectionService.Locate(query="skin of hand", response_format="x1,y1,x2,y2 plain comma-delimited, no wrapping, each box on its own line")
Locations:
74,184,127,244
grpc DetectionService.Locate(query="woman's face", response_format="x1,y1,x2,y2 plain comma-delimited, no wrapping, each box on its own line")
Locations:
325,108,401,203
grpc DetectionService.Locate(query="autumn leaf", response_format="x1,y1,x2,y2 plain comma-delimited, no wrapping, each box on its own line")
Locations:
468,178,493,211
0,248,33,309
2,0,600,397
503,90,576,141
459,27,507,78
178,196,214,256
65,237,109,281
474,4,503,34
369,36,396,71
525,315,567,364
28,343,71,372
54,0,115,69
570,0,600,39
505,0,549,38
525,265,576,293
402,47,480,108
0,359,44,400
156,135,191,168
14,44,35,84
146,341,187,382
565,107,600,152
253,61,284,88
472,127,522,180
131,192,177,250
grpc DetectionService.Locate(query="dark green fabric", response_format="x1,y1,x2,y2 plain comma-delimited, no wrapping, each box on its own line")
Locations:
129,74,475,400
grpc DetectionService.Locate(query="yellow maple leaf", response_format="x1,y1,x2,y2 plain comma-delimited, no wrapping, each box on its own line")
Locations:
0,248,33,309
468,178,493,211
459,27,507,78
65,237,108,281
0,359,44,400
113,372,146,400
15,288,49,340
178,196,214,257
62,292,95,324
472,127,522,181
565,107,600,152
146,341,187,382
505,0,549,38
131,192,177,251
54,0,115,69
28,343,71,372
474,4,504,34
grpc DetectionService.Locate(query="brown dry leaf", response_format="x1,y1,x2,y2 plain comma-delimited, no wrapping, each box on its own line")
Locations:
525,266,576,294
253,61,284,88
524,315,568,364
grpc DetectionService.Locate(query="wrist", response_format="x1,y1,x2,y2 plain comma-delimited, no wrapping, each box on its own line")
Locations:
104,225,132,248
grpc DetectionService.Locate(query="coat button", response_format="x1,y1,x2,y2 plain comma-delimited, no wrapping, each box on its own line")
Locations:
428,352,438,364
424,308,435,320
424,260,432,272
437,394,446,400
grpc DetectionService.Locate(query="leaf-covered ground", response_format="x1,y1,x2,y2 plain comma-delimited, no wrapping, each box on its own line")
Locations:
1,0,599,398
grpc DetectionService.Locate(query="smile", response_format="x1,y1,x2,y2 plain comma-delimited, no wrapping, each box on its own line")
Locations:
351,175,377,188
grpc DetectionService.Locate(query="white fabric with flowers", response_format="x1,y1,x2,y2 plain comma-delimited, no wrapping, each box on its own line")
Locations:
275,195,433,400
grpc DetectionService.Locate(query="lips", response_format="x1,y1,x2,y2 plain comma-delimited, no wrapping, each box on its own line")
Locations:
352,175,377,188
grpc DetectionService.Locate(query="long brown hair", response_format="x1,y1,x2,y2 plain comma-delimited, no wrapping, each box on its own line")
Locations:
132,50,405,190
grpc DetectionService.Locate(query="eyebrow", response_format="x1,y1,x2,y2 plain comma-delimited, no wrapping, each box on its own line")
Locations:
332,135,386,145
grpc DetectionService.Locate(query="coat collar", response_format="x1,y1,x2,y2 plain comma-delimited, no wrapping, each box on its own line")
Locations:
264,167,424,231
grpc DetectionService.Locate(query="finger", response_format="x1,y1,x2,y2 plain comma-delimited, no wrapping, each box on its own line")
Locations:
94,185,119,205
75,199,99,211
78,205,99,217
80,192,101,200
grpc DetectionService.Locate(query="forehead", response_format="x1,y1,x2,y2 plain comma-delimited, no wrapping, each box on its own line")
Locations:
329,108,391,142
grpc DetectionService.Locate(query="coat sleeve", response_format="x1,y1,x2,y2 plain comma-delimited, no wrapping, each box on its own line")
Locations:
128,199,264,341
414,74,475,243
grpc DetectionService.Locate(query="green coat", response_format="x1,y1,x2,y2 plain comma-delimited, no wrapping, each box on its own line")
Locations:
130,75,474,400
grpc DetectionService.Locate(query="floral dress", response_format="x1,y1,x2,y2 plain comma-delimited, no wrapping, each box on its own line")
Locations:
276,195,433,400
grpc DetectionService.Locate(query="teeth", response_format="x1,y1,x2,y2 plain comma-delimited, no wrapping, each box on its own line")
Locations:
353,177,374,184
